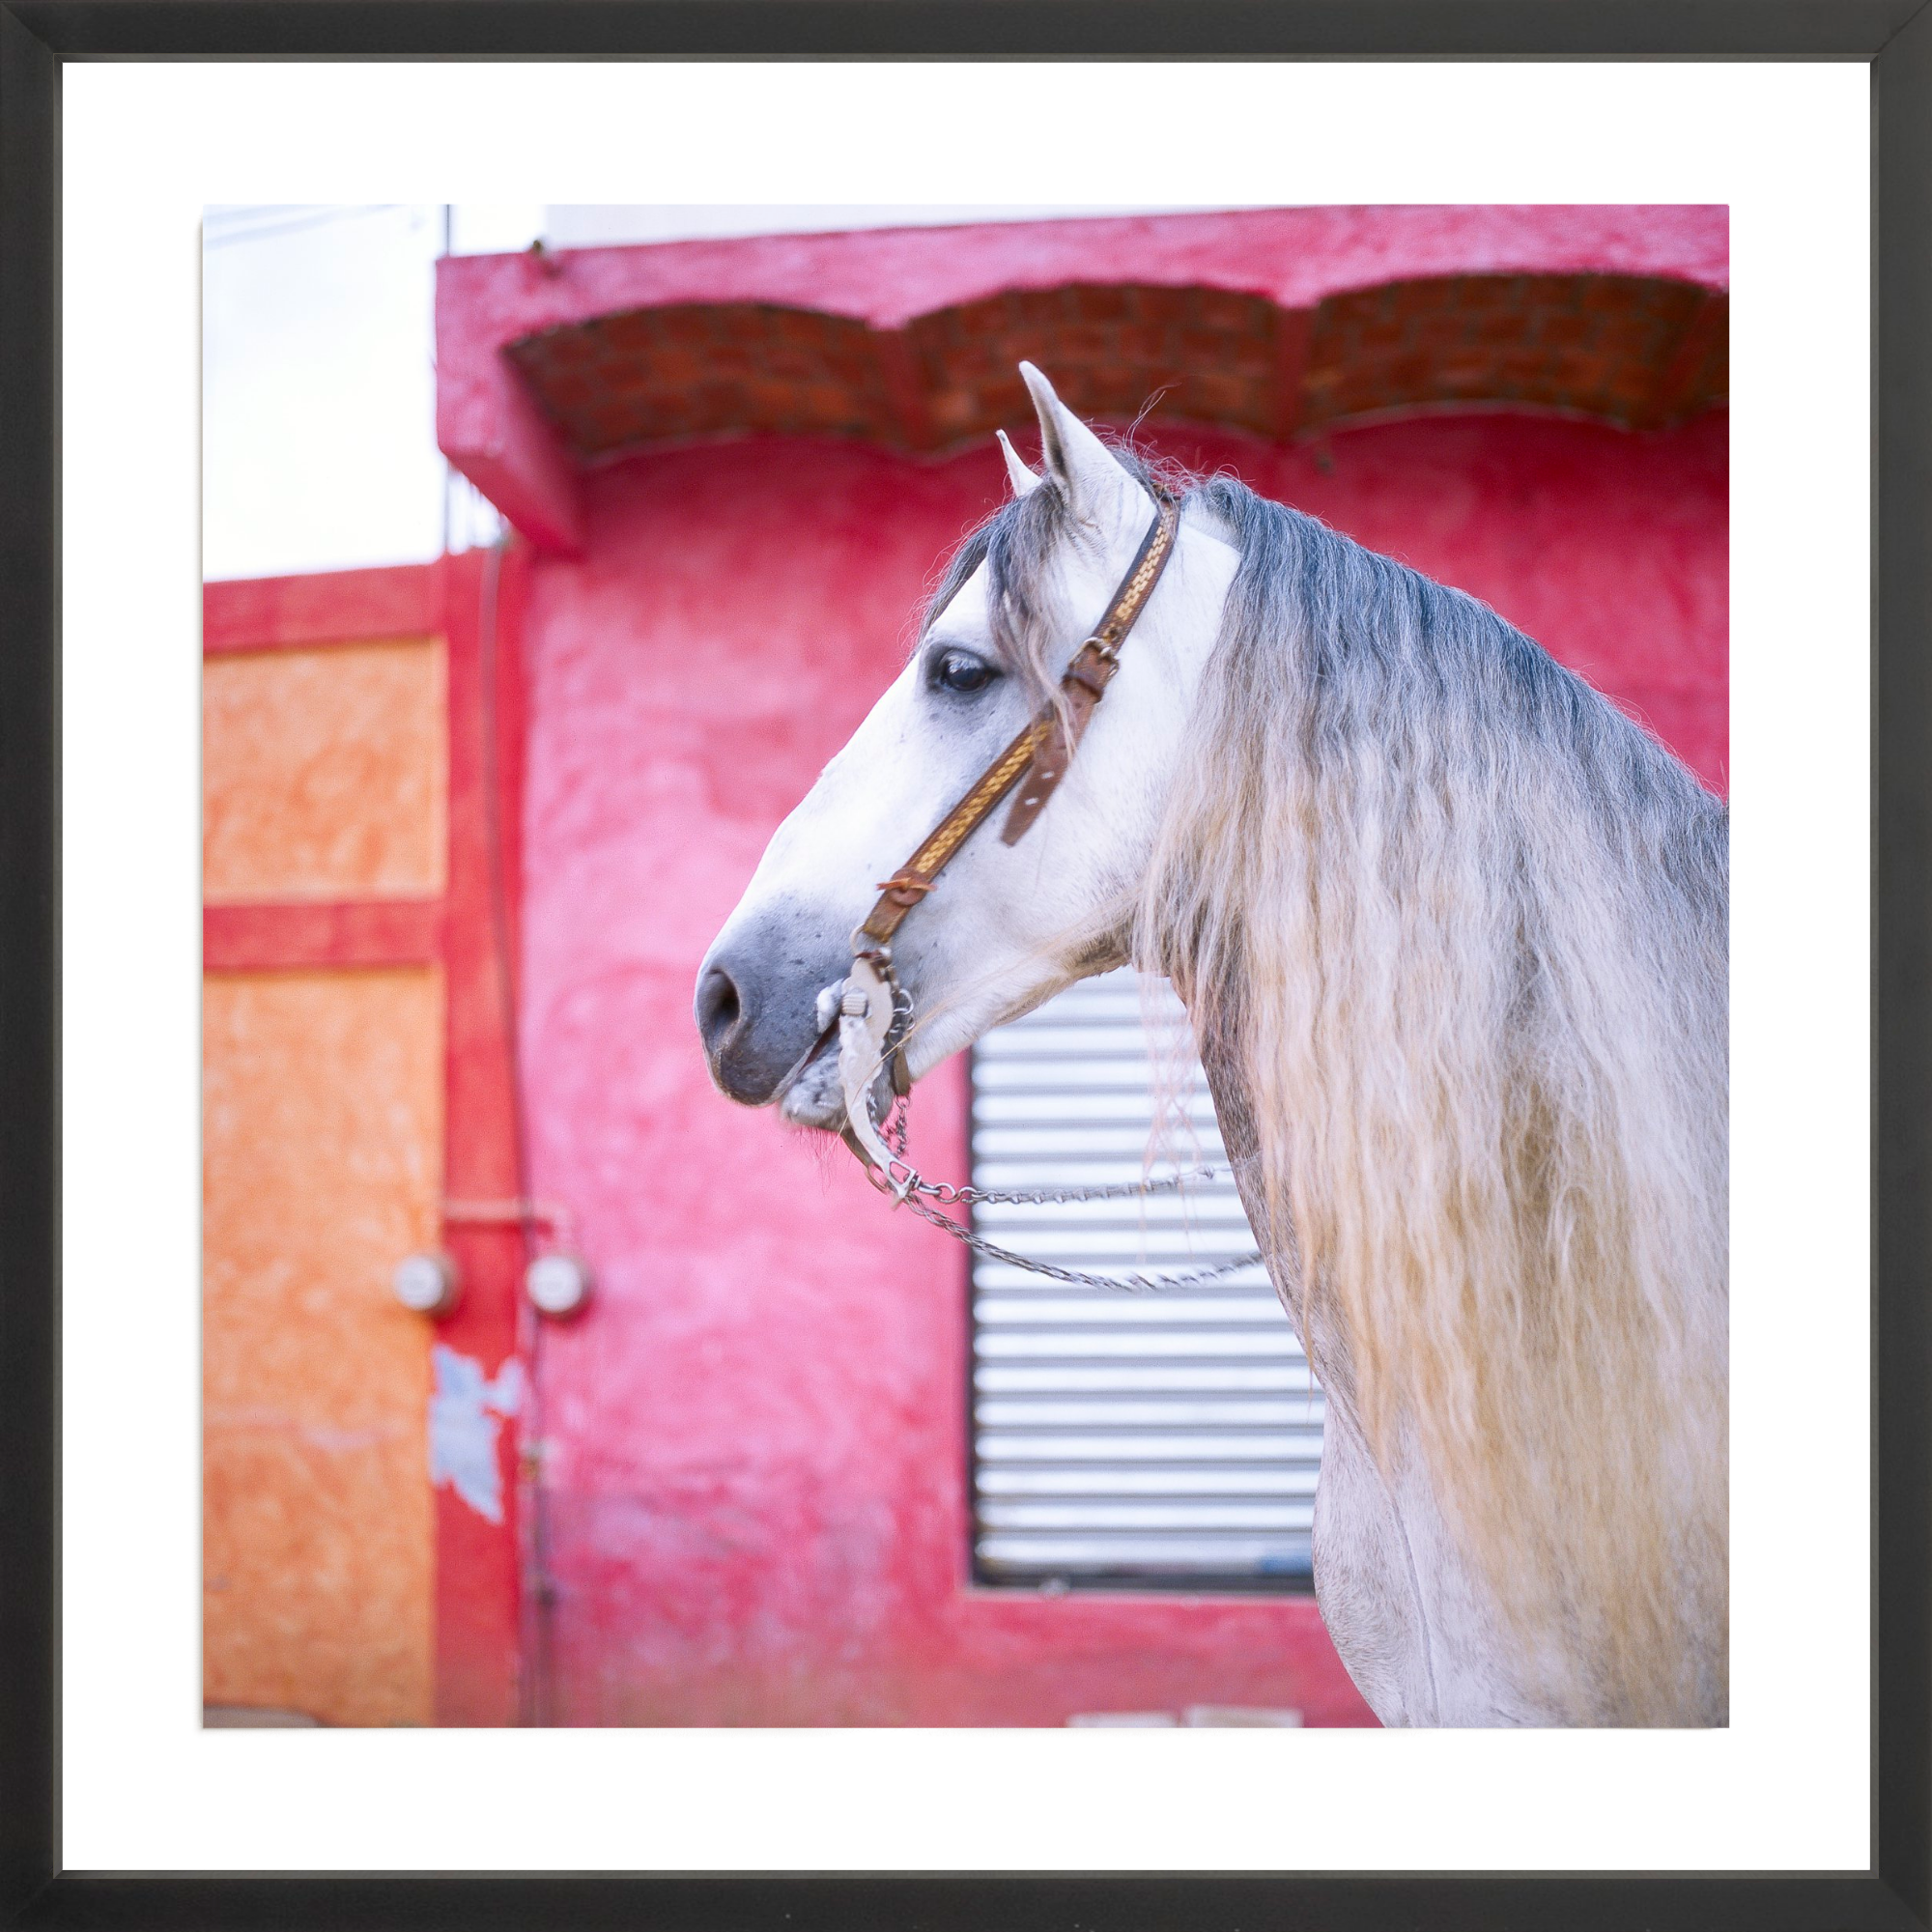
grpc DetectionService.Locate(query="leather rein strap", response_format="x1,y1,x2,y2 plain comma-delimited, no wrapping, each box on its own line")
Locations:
855,490,1181,953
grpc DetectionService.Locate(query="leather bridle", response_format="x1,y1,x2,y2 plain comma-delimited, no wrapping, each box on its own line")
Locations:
833,488,1182,1186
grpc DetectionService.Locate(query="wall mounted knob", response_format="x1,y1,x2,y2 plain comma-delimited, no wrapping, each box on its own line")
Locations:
392,1251,462,1319
526,1252,592,1320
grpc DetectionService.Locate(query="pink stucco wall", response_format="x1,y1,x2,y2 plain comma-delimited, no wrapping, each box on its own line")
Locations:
513,407,1727,1726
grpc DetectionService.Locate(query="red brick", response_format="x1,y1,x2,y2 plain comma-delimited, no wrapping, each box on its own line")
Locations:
770,306,829,346
1454,277,1514,312
927,388,977,434
1186,369,1253,414
1070,284,1133,324
1135,288,1194,326
785,380,842,421
1192,288,1263,332
942,346,1000,387
600,310,662,355
963,295,1025,334
546,371,601,412
648,307,716,348
1105,321,1166,362
1166,327,1224,363
1055,321,1115,360
1536,311,1597,350
1577,278,1635,314
1596,316,1662,357
1600,369,1657,404
1475,311,1532,347
546,328,605,371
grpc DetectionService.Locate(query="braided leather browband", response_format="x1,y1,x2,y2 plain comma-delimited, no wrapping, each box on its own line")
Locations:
855,490,1181,952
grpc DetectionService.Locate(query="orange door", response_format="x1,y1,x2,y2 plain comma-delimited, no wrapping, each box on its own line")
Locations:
202,582,447,1726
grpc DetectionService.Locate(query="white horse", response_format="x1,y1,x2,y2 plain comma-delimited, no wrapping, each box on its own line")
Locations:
696,364,1728,1727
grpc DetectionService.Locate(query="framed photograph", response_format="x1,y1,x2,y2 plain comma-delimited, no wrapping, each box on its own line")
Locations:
5,6,1925,1928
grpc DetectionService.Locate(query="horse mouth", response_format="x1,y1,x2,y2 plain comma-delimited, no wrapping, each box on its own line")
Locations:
777,1025,848,1131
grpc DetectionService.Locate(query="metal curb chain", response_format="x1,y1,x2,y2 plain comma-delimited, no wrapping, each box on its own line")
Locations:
902,1164,1226,1209
870,1094,1266,1294
899,1189,1266,1294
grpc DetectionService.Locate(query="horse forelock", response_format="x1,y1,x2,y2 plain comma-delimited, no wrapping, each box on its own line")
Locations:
1129,479,1730,1725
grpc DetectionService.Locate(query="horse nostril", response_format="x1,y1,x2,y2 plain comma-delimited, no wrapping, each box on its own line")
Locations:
696,965,743,1055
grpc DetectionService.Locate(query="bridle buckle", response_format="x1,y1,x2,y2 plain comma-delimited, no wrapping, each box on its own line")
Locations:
874,867,936,910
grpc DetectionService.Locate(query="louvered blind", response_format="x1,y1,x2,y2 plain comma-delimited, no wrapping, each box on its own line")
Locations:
969,968,1324,1588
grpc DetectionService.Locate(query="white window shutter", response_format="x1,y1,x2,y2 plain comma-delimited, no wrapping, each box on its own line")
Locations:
969,969,1325,1587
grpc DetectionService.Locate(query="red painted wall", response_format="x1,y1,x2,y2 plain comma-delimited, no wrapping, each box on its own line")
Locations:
513,408,1727,1726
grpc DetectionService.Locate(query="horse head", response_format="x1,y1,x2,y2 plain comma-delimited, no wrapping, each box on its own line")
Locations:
695,364,1238,1134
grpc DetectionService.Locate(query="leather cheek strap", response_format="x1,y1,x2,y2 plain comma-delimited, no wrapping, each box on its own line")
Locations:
997,639,1117,845
1000,497,1179,843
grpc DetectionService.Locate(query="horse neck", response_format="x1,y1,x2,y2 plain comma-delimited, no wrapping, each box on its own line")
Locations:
1193,968,1726,1726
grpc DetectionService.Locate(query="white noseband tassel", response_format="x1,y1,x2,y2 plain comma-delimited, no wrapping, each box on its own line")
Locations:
813,980,844,1033
838,952,905,1191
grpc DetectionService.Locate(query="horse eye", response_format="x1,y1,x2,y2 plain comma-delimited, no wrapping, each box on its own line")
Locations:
934,649,997,695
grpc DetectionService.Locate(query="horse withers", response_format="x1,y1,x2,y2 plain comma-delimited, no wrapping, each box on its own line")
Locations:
696,363,1728,1729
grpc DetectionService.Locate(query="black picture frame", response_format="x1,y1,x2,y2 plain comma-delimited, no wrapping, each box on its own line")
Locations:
4,6,1924,1928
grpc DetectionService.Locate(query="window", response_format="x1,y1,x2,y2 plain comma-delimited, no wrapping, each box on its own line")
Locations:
968,968,1325,1590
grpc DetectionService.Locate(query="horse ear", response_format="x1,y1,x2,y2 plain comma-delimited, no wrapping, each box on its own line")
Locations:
1018,360,1146,533
995,429,1041,498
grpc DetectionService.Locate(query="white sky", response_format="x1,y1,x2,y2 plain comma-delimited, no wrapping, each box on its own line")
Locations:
201,204,1155,582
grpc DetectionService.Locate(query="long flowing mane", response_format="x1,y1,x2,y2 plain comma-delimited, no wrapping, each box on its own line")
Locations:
944,462,1729,1725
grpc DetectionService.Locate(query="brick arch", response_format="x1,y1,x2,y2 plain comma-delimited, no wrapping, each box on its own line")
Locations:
504,272,1727,466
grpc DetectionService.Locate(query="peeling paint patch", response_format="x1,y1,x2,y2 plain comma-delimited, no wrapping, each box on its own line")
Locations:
429,1345,523,1524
